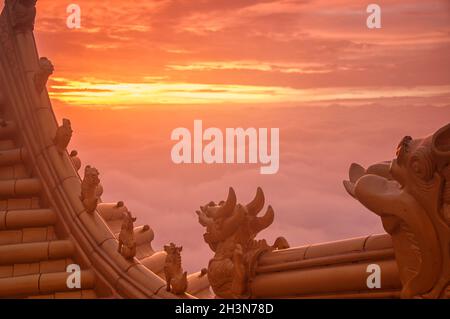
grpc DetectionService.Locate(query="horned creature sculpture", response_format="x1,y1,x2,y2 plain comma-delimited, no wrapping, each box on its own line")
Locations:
197,187,289,298
118,211,137,260
344,123,450,299
164,243,188,294
80,165,100,214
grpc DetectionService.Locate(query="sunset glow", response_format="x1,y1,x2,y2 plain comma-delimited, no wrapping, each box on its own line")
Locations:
28,0,450,108
49,76,450,107
26,0,450,272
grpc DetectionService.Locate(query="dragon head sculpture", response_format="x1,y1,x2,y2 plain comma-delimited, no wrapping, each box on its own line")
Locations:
344,123,450,298
196,187,289,298
197,187,278,251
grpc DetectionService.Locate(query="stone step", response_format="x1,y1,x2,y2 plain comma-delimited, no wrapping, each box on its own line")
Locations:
0,209,56,230
0,178,41,197
0,147,27,166
0,269,95,297
0,240,74,265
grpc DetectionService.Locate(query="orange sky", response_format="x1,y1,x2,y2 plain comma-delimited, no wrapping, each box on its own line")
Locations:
26,0,450,107
15,1,450,271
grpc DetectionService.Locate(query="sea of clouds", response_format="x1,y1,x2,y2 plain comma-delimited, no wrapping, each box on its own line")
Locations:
56,102,450,272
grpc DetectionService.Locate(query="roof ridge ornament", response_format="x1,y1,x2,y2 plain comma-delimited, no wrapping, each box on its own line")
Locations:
34,57,54,93
80,165,100,215
54,118,72,155
6,0,37,32
118,211,137,260
164,243,188,295
344,123,450,299
196,187,289,298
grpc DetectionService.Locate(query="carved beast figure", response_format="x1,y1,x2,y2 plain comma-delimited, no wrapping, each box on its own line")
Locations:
7,0,37,32
164,243,188,294
54,118,72,155
34,57,54,93
80,165,100,214
197,187,289,298
70,150,81,172
118,211,137,260
344,123,450,299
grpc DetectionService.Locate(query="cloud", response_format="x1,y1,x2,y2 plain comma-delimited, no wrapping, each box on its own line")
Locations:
26,0,450,272
56,101,450,272
31,0,450,93
47,77,450,107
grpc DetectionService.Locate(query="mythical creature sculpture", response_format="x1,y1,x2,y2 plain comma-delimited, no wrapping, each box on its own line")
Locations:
164,243,188,294
7,0,37,32
34,57,54,93
344,123,450,299
196,187,289,298
118,211,137,260
54,118,72,155
70,150,81,172
80,165,100,214
70,152,102,201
